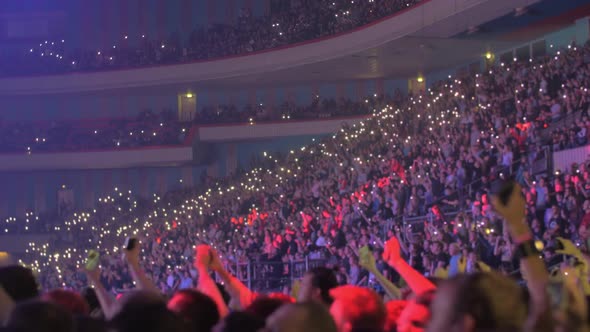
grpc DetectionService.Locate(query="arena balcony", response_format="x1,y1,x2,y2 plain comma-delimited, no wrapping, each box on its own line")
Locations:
0,0,534,94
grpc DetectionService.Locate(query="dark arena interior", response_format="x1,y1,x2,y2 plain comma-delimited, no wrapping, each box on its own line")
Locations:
1,0,590,331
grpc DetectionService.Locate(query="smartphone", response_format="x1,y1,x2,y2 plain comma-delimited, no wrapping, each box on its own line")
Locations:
86,250,99,271
124,237,138,251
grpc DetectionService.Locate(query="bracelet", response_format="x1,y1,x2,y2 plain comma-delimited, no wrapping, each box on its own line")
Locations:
515,240,540,259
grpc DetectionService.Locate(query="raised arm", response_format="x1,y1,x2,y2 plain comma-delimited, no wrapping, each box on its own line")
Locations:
194,245,229,317
208,248,254,310
555,237,590,295
122,240,160,295
84,266,115,320
383,236,436,295
491,183,553,332
358,246,401,299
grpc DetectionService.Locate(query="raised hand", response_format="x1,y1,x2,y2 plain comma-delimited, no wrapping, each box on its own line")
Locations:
491,182,526,225
491,182,529,238
122,240,141,267
382,236,402,265
358,245,377,272
556,237,583,257
194,244,212,270
209,248,224,272
83,265,101,284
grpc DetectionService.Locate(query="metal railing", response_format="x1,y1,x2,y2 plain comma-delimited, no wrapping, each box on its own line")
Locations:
224,258,328,292
538,111,584,142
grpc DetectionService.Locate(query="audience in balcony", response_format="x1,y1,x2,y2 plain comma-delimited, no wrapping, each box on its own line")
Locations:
0,0,422,77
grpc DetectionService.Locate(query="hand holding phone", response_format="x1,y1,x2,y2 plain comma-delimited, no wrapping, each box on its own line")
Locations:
85,250,99,271
122,237,140,266
124,237,138,251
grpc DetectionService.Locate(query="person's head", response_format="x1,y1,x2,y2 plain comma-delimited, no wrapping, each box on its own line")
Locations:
298,267,338,305
246,294,294,320
449,243,460,256
42,289,90,316
329,285,386,332
430,242,441,255
265,301,337,332
427,272,527,332
5,300,74,332
212,311,264,332
0,265,39,302
110,290,185,332
168,289,220,332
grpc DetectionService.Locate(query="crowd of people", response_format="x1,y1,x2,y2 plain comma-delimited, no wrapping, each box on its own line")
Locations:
0,95,377,153
0,109,185,153
2,37,590,332
196,96,379,124
0,0,422,76
0,194,587,332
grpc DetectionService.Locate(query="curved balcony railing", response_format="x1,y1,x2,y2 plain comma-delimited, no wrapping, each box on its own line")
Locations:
0,0,535,94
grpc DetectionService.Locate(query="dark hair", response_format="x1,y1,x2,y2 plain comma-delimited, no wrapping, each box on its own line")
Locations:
245,294,293,320
6,300,74,332
445,273,526,330
0,265,39,302
167,289,220,332
307,267,338,305
110,291,184,332
215,311,265,332
42,289,90,316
